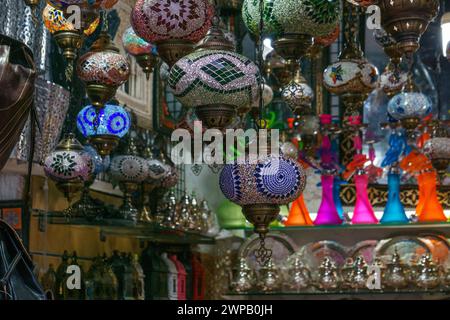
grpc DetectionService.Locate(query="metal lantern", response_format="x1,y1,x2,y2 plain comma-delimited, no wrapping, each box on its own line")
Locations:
219,154,306,236
281,70,314,114
378,0,440,55
77,31,130,109
43,4,100,61
242,0,340,61
122,26,158,80
44,133,94,203
168,49,260,130
77,103,131,156
131,0,214,67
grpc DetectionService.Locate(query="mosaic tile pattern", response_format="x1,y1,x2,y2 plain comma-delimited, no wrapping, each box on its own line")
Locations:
77,104,131,138
387,92,432,120
77,50,130,87
219,155,306,206
43,4,99,35
131,0,213,43
423,138,450,160
110,155,149,182
282,80,314,110
380,67,408,95
44,150,94,183
242,0,340,37
122,26,155,56
168,50,260,109
323,59,379,95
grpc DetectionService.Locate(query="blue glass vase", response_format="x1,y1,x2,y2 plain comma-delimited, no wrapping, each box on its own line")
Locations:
333,176,344,220
380,172,408,224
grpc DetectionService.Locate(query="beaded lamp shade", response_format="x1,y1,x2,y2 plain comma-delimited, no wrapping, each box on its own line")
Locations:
43,4,99,36
281,72,314,112
168,50,260,109
242,0,340,38
131,0,214,43
387,92,432,121
110,155,149,183
77,104,131,139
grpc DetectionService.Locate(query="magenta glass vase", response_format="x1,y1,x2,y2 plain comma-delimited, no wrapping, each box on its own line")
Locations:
315,174,342,225
352,173,378,224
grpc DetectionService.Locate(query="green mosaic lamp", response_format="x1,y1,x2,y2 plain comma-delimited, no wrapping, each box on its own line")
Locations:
242,0,340,63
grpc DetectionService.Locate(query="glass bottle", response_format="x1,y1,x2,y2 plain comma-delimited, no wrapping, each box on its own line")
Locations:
414,253,440,291
285,257,311,292
257,258,281,293
380,166,408,223
316,257,340,292
383,251,409,291
285,194,313,226
231,257,255,293
315,171,342,225
352,171,378,224
333,176,345,220
417,171,446,222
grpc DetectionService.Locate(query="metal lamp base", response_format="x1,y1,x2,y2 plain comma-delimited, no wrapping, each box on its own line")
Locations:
85,83,117,110
195,104,237,130
53,30,83,61
156,39,194,67
242,204,280,236
273,34,313,62
88,134,120,157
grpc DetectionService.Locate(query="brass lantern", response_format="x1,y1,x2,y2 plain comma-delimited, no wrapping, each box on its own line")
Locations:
378,0,440,55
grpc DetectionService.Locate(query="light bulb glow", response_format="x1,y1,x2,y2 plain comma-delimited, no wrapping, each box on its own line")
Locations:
442,13,450,57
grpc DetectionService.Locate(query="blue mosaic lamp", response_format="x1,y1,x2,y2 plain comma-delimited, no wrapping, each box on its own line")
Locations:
77,103,131,156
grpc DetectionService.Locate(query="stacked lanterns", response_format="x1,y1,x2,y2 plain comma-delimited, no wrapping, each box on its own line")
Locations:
76,103,131,157
122,26,158,80
77,31,130,110
131,0,214,67
44,134,94,204
110,136,149,222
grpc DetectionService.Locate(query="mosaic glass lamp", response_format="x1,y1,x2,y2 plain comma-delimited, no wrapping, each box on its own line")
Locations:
77,31,130,110
43,4,100,61
219,154,306,236
131,0,214,66
281,69,314,114
44,133,94,204
168,49,260,130
77,103,131,156
122,26,158,80
242,0,340,61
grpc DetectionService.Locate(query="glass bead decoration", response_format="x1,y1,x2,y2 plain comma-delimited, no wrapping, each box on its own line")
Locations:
110,155,149,183
387,92,432,120
122,26,155,56
42,4,99,35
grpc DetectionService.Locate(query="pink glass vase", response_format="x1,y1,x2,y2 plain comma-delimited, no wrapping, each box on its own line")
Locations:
315,174,342,225
352,173,378,224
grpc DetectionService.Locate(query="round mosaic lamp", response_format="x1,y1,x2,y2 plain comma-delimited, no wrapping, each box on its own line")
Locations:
387,76,432,134
77,103,131,156
110,138,149,222
378,0,440,55
242,0,340,62
77,31,130,110
44,133,94,204
423,137,450,180
122,26,158,80
168,49,260,129
43,4,100,61
219,154,306,236
281,69,314,114
131,0,214,67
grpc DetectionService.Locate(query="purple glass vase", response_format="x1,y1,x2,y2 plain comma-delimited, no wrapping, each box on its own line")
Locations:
315,174,343,225
352,173,378,224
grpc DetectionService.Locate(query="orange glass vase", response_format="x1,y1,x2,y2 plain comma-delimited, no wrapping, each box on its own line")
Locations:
285,194,313,226
417,171,446,222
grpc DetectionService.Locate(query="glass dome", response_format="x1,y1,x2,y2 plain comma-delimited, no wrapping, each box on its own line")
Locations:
387,92,432,120
77,104,131,138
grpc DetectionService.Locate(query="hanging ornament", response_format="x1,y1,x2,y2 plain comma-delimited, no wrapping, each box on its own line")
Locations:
387,75,432,136
109,137,149,222
43,4,100,61
44,133,94,204
195,16,236,52
77,103,131,156
281,68,314,114
77,31,130,109
219,153,306,236
378,0,440,55
131,0,214,67
242,0,340,62
168,49,260,130
122,26,158,80
423,137,450,180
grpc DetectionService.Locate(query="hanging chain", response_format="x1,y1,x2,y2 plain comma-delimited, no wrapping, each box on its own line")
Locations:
256,0,266,129
253,234,272,266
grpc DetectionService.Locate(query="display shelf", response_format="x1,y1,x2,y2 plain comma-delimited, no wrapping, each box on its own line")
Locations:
223,290,450,300
226,222,450,242
33,211,215,245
